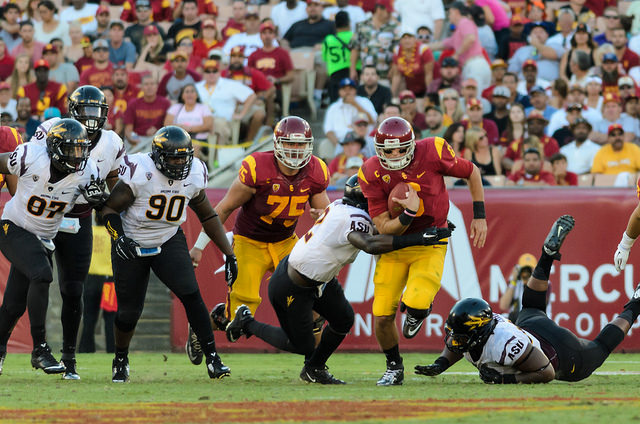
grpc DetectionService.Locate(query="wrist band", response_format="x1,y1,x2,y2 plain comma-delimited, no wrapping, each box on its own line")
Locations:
620,232,636,250
193,231,211,250
434,356,450,370
398,208,416,226
502,373,517,384
473,201,486,219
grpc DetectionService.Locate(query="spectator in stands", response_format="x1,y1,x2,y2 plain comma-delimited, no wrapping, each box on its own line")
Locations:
526,111,560,159
592,123,640,175
429,2,491,91
498,14,527,61
64,25,84,62
328,131,366,185
222,0,247,41
0,39,14,82
559,117,601,174
124,0,167,54
499,102,526,153
443,122,466,157
164,83,213,159
482,59,507,101
550,153,578,186
464,126,502,177
44,43,79,94
112,66,140,119
509,24,563,83
271,0,308,40
195,59,259,145
611,27,640,73
124,75,171,146
135,25,167,68
619,76,636,103
427,57,462,95
394,0,443,40
73,36,93,74
100,86,123,136
423,105,447,139
484,85,510,135
108,21,136,71
8,54,34,99
158,51,202,102
79,39,113,88
356,65,390,115
172,0,215,21
506,147,556,186
60,0,98,34
558,0,595,27
559,23,595,82
567,52,592,88
391,32,434,98
17,58,66,119
600,52,622,96
323,0,366,33
517,60,550,96
193,19,222,63
461,79,491,113
594,6,621,46
468,4,498,61
501,71,530,108
547,8,575,52
11,21,44,65
166,35,202,74
11,97,40,140
323,77,376,153
323,11,354,103
87,5,110,40
0,4,22,53
525,86,556,121
167,0,201,50
439,87,464,127
462,98,499,146
398,90,426,133
592,93,639,144
224,10,271,58
551,103,584,146
349,0,398,82
0,82,17,121
624,91,640,121
416,26,432,44
33,1,69,46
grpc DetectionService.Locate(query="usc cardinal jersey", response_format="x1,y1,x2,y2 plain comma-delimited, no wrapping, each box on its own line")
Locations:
358,137,474,232
234,152,329,243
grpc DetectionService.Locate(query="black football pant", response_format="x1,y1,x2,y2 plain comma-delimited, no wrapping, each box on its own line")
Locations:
112,229,215,351
246,255,354,368
78,274,115,353
0,220,54,351
517,285,624,382
54,214,93,355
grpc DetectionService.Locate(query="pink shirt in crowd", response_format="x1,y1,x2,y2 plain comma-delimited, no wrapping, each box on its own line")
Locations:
475,0,510,31
441,17,484,67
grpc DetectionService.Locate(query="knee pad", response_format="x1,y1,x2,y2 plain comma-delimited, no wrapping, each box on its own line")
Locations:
312,315,326,335
60,280,84,297
330,306,355,335
115,310,141,333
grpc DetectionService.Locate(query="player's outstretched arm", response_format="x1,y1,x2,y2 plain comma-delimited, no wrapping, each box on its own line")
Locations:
347,225,453,255
309,190,330,220
615,202,640,271
415,347,463,377
479,344,554,384
466,165,487,248
0,152,11,175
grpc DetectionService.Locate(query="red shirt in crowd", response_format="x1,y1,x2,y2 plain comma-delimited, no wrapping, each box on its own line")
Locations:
17,81,67,117
114,85,142,117
557,171,578,186
461,118,500,146
79,63,114,88
174,0,218,16
508,170,556,185
247,47,294,80
0,49,14,81
348,0,375,13
222,67,273,93
124,95,171,136
74,56,94,75
620,48,640,73
328,153,366,175
505,135,560,161
221,19,244,41
193,38,224,62
392,43,434,96
120,0,173,22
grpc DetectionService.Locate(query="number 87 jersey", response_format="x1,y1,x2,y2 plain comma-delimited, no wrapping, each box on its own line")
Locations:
118,153,208,248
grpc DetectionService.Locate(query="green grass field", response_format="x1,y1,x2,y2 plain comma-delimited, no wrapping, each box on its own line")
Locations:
1,352,640,423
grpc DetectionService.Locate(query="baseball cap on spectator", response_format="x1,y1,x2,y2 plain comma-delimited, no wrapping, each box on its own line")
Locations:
345,156,364,169
425,105,443,114
353,116,368,126
176,32,194,45
110,20,125,30
143,25,159,36
467,98,482,110
96,5,109,16
568,84,584,93
260,21,276,32
399,90,416,103
307,0,322,4
339,78,357,88
608,123,624,135
510,14,530,25
603,92,620,104
618,76,635,88
245,9,259,18
530,22,549,34
34,59,49,69
42,44,57,54
81,36,91,48
570,117,592,130
463,78,477,88
522,59,537,70
441,57,458,68
170,51,188,61
208,49,224,60
374,0,393,12
341,132,366,148
44,107,61,119
0,82,9,91
575,23,589,33
526,110,548,123
203,60,220,71
113,63,127,71
136,0,150,7
93,39,109,50
492,86,510,98
230,46,245,57
528,85,545,95
603,53,618,63
523,147,540,156
491,59,507,69
202,19,216,28
585,75,602,86
566,102,584,111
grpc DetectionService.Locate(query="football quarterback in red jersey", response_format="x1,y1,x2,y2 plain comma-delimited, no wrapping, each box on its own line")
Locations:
187,116,330,362
358,117,487,386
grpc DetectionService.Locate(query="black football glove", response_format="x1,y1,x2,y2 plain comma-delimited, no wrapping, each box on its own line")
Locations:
79,175,109,210
415,357,450,376
115,235,140,260
479,364,517,384
422,224,455,246
225,254,238,287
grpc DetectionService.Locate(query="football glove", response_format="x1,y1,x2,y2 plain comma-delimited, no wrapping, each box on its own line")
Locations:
422,223,455,246
479,364,517,384
225,254,238,287
614,245,630,272
415,356,449,376
79,175,109,210
115,235,140,260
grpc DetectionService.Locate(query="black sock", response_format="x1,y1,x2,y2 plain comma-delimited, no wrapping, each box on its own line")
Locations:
60,293,82,355
31,325,46,347
178,291,215,348
201,340,216,356
532,252,555,281
383,345,402,367
307,326,346,368
246,320,298,353
115,348,128,359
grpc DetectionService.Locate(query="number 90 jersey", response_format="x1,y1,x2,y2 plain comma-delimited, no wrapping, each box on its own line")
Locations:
2,143,99,239
118,153,208,248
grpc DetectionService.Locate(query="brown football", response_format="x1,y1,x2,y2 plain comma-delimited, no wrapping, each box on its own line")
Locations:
388,182,410,218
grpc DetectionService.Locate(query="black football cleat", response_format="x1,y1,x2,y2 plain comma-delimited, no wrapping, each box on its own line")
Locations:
112,356,129,383
62,358,80,380
0,351,5,375
206,352,230,379
31,343,66,374
300,364,346,384
185,324,203,365
402,314,425,339
543,215,575,259
210,303,230,332
226,305,252,343
376,362,404,386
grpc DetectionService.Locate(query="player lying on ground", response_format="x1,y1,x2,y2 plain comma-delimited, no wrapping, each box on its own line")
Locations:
416,215,640,383
225,175,454,384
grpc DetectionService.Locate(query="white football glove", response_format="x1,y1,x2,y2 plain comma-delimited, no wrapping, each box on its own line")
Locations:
614,246,630,272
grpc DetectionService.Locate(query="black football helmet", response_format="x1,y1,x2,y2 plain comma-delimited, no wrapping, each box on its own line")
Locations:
444,298,496,354
68,85,109,135
46,118,91,173
342,174,368,212
151,126,194,180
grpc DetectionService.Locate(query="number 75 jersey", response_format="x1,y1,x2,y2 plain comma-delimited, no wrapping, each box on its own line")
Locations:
118,153,208,248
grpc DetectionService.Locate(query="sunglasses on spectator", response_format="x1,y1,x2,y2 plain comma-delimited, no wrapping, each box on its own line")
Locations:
417,34,431,41
401,98,415,104
180,42,193,47
605,14,619,19
443,97,457,101
204,68,219,73
94,47,108,52
620,85,634,89
136,6,150,11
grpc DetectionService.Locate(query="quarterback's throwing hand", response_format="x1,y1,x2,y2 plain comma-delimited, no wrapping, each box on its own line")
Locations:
225,254,238,287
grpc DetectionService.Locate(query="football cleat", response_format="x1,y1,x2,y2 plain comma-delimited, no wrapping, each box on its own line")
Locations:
402,314,425,339
300,365,346,384
543,215,575,259
226,305,253,343
0,351,5,375
376,363,404,386
206,352,230,379
186,324,203,365
112,356,129,383
61,358,80,380
31,343,66,374
210,303,230,331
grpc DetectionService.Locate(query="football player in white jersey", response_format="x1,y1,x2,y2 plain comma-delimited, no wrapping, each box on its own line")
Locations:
29,85,125,380
100,126,238,383
416,215,640,383
0,119,102,376
224,175,454,384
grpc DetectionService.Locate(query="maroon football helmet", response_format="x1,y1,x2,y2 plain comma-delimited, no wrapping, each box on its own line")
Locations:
273,116,314,169
374,117,415,170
